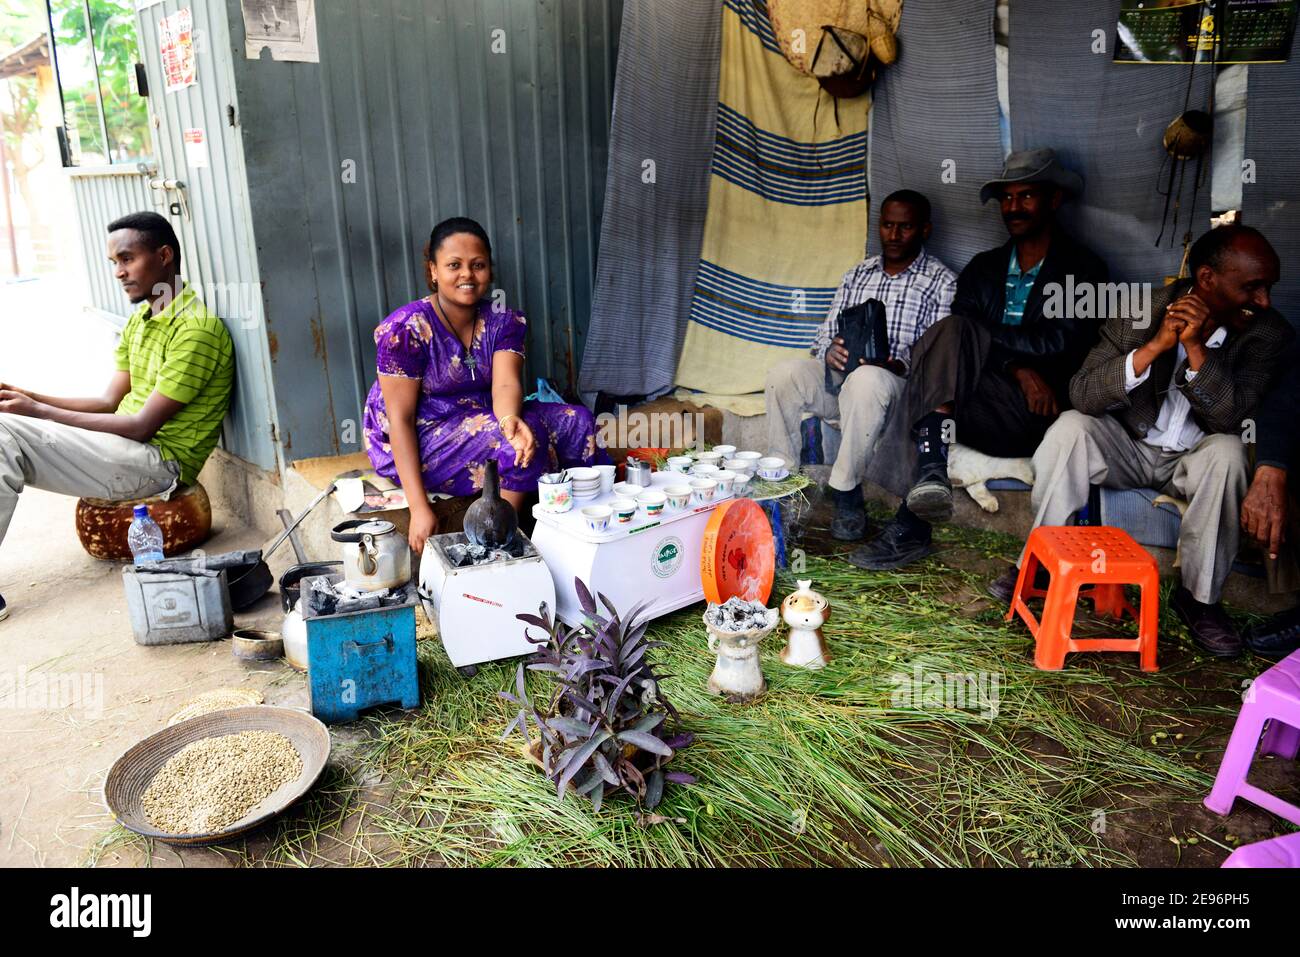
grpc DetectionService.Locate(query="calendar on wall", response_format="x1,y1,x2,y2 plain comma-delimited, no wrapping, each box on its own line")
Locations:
1115,0,1297,64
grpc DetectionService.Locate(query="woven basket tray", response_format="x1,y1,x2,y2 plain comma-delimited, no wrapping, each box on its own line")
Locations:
104,707,331,846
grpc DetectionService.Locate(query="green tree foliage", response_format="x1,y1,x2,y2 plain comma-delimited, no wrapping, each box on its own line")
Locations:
46,0,150,163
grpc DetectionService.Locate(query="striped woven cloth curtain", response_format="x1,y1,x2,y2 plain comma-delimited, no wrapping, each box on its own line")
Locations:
578,0,723,399
674,0,870,397
867,0,1005,272
1009,0,1213,285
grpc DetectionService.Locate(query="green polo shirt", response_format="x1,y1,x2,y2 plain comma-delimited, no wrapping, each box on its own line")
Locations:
113,284,234,485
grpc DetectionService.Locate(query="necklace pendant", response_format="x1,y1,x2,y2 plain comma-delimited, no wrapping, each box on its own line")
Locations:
465,354,477,379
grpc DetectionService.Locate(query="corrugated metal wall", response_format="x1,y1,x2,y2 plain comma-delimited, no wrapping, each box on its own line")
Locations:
225,0,622,462
132,0,279,472
68,170,156,322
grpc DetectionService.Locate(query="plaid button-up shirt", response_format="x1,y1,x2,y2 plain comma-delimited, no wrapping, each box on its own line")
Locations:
809,247,958,372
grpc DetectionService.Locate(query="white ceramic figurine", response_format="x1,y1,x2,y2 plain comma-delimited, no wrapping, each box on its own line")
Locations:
780,580,831,669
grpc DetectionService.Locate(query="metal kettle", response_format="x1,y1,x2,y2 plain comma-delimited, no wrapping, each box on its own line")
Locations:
330,519,412,592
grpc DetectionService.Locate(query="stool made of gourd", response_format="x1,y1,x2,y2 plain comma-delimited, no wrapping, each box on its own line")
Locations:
1006,525,1159,672
75,483,212,561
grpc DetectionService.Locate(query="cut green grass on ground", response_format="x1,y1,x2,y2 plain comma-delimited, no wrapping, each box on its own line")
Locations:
97,520,1293,867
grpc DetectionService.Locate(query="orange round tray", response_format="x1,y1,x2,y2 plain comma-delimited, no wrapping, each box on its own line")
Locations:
701,498,775,605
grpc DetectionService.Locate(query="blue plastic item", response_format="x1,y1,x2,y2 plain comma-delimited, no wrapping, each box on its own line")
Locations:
526,377,566,404
305,595,420,724
127,505,165,565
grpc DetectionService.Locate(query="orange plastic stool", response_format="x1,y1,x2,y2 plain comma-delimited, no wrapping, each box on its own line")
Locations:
1006,526,1159,672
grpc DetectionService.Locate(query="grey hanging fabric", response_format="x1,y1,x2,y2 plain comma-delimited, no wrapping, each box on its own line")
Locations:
1243,33,1300,327
578,0,723,399
1008,0,1213,285
867,0,1006,273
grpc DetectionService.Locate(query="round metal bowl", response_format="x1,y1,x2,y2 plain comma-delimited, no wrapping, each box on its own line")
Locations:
231,628,284,662
103,706,331,846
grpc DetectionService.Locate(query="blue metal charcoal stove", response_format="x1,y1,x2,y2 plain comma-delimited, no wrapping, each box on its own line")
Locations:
305,591,420,724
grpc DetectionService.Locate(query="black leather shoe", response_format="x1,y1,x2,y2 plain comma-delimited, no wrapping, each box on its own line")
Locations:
830,485,867,541
1172,586,1243,659
0,593,8,622
831,509,867,541
845,519,932,571
905,464,953,524
986,564,1050,603
1245,605,1300,660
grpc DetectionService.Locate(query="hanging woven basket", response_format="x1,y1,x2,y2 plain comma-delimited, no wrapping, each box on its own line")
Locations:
767,0,901,75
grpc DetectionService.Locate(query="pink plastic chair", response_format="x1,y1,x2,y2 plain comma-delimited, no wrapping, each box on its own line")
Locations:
1204,650,1300,826
1222,831,1300,868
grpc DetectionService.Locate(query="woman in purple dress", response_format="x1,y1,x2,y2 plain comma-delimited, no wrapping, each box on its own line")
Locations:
363,218,600,552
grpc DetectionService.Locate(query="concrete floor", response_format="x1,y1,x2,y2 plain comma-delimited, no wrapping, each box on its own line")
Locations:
0,487,306,867
0,275,309,866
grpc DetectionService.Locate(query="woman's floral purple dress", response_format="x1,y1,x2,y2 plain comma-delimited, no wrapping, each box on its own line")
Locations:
363,299,600,495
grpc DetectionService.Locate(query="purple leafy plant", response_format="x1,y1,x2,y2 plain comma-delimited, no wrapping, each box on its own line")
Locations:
499,577,695,811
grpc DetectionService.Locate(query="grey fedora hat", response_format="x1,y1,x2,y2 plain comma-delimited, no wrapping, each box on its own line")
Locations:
980,148,1084,204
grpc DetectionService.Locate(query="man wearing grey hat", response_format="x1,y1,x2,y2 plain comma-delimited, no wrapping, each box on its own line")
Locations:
850,148,1108,570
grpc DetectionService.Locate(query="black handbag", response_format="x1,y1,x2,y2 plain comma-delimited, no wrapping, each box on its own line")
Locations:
824,298,890,395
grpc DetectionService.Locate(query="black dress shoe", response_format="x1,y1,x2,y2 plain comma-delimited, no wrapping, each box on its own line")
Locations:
1245,605,1300,660
986,563,1050,603
905,464,953,524
830,508,867,541
1171,586,1243,659
0,592,7,622
845,519,932,571
830,485,867,541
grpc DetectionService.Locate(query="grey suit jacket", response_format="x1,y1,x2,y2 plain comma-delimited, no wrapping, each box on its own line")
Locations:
1068,279,1294,440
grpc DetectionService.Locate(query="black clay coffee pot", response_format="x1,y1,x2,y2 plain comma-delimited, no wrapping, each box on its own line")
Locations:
463,459,517,549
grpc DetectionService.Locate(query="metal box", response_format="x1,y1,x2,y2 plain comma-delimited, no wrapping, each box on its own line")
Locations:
122,568,233,645
305,595,420,724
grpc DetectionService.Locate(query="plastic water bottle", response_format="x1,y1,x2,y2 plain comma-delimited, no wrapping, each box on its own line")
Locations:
127,505,165,565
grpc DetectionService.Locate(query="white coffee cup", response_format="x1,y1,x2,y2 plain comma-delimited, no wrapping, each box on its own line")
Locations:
594,464,616,493
581,505,613,533
690,478,718,504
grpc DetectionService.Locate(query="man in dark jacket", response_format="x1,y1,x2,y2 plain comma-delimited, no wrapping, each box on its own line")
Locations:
993,225,1290,658
850,148,1108,570
1236,334,1300,657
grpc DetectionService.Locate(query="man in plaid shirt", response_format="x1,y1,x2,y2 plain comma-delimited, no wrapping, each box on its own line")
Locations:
766,190,957,541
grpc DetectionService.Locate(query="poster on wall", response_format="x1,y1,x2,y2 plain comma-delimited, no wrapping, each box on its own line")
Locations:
1115,0,1297,64
158,8,197,92
242,0,320,63
183,128,209,168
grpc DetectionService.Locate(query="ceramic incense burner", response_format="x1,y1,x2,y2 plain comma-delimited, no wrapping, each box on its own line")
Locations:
704,600,778,701
780,580,831,669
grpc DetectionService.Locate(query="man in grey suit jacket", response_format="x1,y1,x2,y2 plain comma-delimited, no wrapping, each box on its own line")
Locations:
989,225,1291,658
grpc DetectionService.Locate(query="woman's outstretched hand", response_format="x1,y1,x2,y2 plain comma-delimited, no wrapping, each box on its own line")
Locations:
407,505,439,554
501,416,537,469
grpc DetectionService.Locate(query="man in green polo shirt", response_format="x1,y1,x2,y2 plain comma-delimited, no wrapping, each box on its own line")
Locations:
0,211,233,622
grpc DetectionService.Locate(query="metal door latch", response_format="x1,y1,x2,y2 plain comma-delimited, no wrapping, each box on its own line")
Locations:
149,177,191,221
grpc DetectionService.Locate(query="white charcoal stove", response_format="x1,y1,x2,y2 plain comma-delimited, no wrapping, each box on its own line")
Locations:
418,531,556,671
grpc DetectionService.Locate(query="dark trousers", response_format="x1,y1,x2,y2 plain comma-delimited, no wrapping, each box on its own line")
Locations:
905,313,1055,459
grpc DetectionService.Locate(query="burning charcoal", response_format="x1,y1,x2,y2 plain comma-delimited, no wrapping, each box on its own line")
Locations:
467,544,489,562
445,544,473,568
334,592,384,615
303,577,339,619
